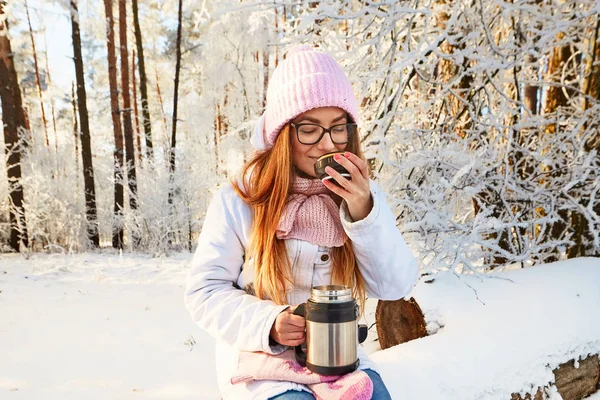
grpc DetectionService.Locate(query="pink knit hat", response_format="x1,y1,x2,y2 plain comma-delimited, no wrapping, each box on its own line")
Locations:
252,45,359,150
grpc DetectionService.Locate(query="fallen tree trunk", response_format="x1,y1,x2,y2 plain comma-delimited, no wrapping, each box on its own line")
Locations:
376,300,599,399
511,354,599,400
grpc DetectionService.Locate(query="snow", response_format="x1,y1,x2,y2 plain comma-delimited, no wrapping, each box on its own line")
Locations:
0,252,219,399
370,258,600,399
1,253,599,399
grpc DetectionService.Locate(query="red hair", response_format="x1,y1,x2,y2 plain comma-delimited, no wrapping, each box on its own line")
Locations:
232,124,366,309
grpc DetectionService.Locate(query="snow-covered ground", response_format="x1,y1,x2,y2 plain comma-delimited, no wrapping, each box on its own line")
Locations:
368,258,600,400
0,252,219,399
1,252,599,399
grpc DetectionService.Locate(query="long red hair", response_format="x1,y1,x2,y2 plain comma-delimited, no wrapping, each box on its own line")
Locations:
232,124,367,309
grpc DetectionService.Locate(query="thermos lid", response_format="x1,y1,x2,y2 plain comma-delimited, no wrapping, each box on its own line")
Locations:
310,285,353,303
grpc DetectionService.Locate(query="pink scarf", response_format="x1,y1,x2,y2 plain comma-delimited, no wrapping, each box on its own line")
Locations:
276,176,346,247
231,350,373,400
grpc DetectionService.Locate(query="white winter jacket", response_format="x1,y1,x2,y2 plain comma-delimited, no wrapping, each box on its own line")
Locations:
184,180,418,400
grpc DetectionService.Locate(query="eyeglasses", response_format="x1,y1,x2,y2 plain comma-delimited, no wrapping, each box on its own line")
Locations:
290,123,358,145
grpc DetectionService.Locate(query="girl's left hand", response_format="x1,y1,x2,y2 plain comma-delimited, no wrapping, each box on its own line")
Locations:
323,152,373,222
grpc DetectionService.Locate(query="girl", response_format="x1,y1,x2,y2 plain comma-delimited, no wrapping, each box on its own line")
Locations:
185,45,418,399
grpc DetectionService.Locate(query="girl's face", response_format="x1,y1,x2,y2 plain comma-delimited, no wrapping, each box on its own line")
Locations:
290,107,349,178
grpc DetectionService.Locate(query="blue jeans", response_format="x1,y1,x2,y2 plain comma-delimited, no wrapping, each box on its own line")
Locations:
269,369,392,400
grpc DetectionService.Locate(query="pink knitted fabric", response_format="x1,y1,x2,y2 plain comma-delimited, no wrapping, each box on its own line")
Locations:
276,177,346,247
231,349,373,400
262,45,359,149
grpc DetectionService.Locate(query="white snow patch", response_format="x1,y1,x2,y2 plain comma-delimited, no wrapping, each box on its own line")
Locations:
1,253,599,399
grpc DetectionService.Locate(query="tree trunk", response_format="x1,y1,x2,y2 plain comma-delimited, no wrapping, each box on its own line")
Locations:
376,298,427,350
132,0,153,160
522,0,542,118
542,30,577,262
71,0,99,247
215,103,222,138
71,81,79,176
519,0,542,184
583,17,600,125
169,0,183,178
523,74,540,116
583,18,600,156
543,32,575,118
501,4,542,267
103,0,125,249
43,29,51,84
42,26,59,173
281,6,287,60
222,84,230,135
433,0,474,139
131,50,142,165
51,100,57,141
570,16,600,259
583,17,600,186
155,67,168,137
22,106,33,146
434,0,510,267
167,0,183,246
512,354,600,400
24,0,49,148
119,0,139,249
23,106,31,133
213,102,220,175
274,7,279,68
263,49,269,110
0,4,29,251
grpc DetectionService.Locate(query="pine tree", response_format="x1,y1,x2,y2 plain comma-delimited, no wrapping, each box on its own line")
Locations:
0,3,29,251
103,0,125,249
24,0,49,147
132,0,153,160
70,0,99,247
119,0,139,246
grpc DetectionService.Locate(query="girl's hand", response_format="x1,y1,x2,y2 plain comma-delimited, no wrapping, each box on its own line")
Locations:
270,306,306,346
323,152,373,222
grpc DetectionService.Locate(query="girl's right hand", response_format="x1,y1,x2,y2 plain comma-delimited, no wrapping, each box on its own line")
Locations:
269,306,306,346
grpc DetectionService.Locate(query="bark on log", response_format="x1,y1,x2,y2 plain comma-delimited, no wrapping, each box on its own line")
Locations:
375,297,427,349
555,354,599,400
511,354,599,400
511,387,544,400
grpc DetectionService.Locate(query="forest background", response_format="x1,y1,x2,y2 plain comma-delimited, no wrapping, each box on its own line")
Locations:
0,0,599,273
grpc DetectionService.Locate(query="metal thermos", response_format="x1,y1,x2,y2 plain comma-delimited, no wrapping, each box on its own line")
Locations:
293,285,368,375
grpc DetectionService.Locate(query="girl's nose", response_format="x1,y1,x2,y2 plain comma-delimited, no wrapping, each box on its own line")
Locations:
316,131,336,152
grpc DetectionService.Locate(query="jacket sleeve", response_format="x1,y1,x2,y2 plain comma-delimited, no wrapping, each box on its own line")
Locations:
184,186,288,354
340,181,419,300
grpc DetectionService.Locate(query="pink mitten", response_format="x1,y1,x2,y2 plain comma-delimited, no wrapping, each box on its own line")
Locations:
231,350,373,400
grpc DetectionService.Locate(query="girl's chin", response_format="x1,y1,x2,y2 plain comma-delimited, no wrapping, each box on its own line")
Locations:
294,167,317,179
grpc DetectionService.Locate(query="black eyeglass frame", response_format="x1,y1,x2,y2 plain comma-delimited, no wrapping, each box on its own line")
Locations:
290,122,358,145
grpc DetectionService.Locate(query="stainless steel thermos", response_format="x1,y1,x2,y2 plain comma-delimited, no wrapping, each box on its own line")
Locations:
293,285,368,375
